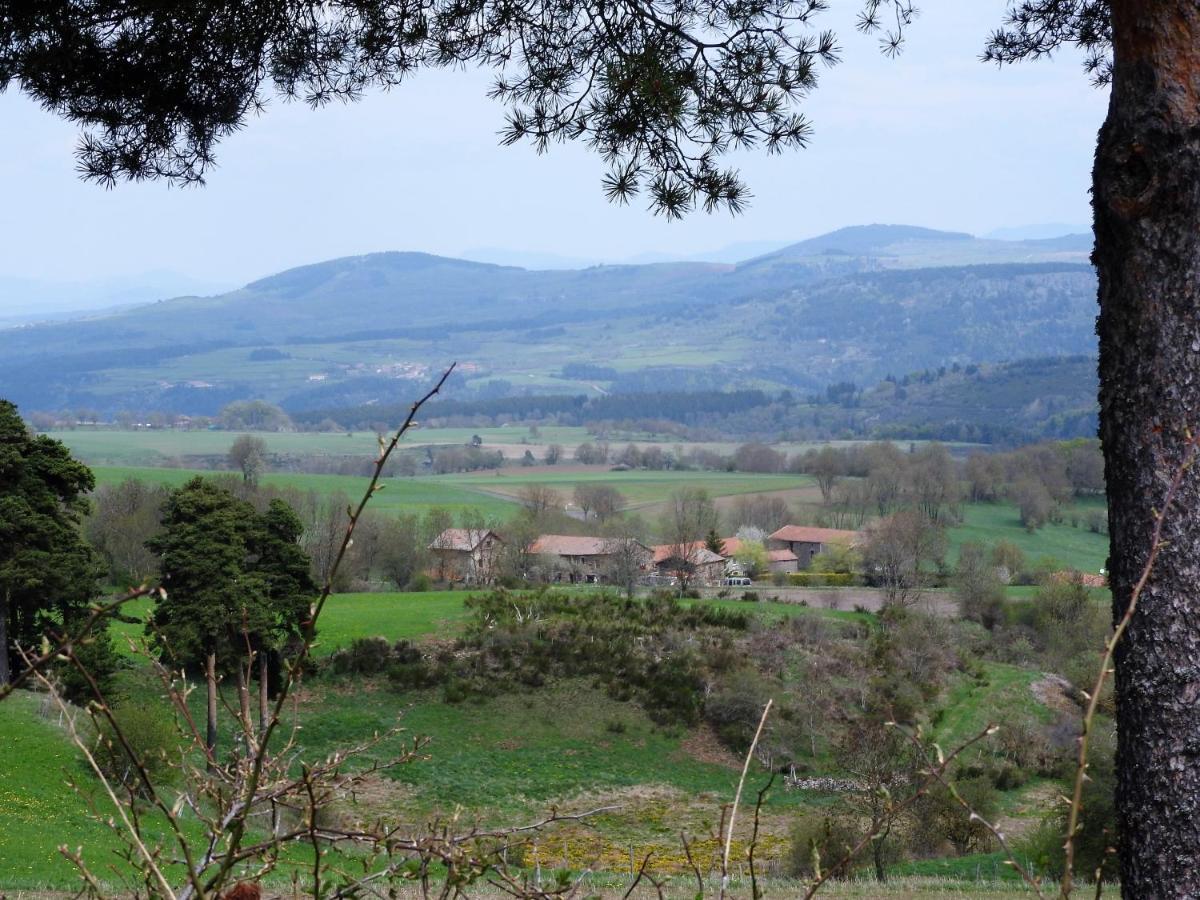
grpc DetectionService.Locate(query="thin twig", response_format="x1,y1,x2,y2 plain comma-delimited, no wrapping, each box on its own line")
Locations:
622,851,654,900
899,725,1045,899
802,724,996,899
721,698,772,900
748,774,775,900
24,660,177,900
1,585,154,699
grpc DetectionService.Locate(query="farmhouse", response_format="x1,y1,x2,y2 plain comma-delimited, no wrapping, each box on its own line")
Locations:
651,543,727,586
767,525,860,570
767,548,800,574
529,534,652,583
428,528,504,584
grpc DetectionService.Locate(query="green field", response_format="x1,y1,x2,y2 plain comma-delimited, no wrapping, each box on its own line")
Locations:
2,585,1073,893
89,463,818,522
0,691,108,887
52,428,985,470
947,502,1109,574
450,468,816,508
92,465,522,519
52,426,595,466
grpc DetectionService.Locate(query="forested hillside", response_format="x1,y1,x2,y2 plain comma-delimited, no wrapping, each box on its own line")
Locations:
0,226,1096,417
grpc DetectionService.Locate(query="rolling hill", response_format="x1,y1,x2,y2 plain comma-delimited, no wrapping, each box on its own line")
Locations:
0,225,1098,416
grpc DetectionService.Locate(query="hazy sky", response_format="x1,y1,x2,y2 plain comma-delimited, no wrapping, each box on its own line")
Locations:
0,0,1107,295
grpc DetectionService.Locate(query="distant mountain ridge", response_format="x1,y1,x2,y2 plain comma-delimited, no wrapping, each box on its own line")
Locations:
0,225,1098,416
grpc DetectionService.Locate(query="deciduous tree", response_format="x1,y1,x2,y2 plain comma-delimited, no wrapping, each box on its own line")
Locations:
228,434,269,485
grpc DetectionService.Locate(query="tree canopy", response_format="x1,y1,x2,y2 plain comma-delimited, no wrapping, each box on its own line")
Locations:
0,0,916,217
0,400,101,685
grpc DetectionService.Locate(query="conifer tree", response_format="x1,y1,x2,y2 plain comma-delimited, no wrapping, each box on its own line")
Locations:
248,499,317,729
148,478,263,757
149,479,315,752
0,401,102,686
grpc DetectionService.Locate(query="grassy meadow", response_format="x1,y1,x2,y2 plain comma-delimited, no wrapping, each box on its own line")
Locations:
0,429,1114,893
1,588,1062,893
946,501,1108,575
50,427,983,468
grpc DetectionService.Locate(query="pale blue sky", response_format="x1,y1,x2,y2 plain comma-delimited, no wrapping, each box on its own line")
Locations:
0,0,1107,301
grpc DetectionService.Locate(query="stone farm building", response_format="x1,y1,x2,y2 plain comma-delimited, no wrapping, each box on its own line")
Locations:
529,534,652,584
428,528,504,584
767,525,860,570
651,543,728,586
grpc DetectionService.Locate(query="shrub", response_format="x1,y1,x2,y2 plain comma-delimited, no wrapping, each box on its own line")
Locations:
406,573,432,592
911,775,999,857
704,668,773,752
331,636,393,675
741,591,760,602
787,814,864,879
787,572,857,587
94,703,178,796
1019,722,1117,882
56,622,121,705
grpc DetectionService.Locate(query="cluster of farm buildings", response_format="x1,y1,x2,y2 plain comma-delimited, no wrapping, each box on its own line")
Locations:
427,525,860,586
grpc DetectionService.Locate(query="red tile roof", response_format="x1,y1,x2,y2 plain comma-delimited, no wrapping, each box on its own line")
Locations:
716,537,742,556
428,528,500,552
651,544,726,566
531,534,619,556
767,549,798,562
769,525,860,545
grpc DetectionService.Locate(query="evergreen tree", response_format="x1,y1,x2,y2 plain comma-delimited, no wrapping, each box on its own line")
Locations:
248,499,317,729
147,478,263,757
0,400,101,686
704,529,726,556
148,480,315,751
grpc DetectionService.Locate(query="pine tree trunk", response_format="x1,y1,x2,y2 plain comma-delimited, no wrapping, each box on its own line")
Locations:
205,650,218,769
235,661,252,728
1097,4,1200,894
258,650,270,734
0,588,10,686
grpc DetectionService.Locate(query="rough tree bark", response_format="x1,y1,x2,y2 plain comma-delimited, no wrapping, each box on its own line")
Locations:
0,589,9,686
1097,3,1200,894
258,650,270,735
234,662,252,729
205,650,218,768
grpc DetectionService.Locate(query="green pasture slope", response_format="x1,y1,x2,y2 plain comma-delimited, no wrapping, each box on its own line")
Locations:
111,591,477,655
91,465,521,519
947,501,1109,574
51,427,984,469
49,426,593,465
89,464,816,521
3,590,1058,893
0,691,95,887
449,468,815,507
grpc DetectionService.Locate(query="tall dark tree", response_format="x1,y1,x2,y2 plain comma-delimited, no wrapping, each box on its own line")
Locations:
7,1,1200,891
248,499,317,729
148,477,263,757
989,5,1200,892
0,400,101,686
